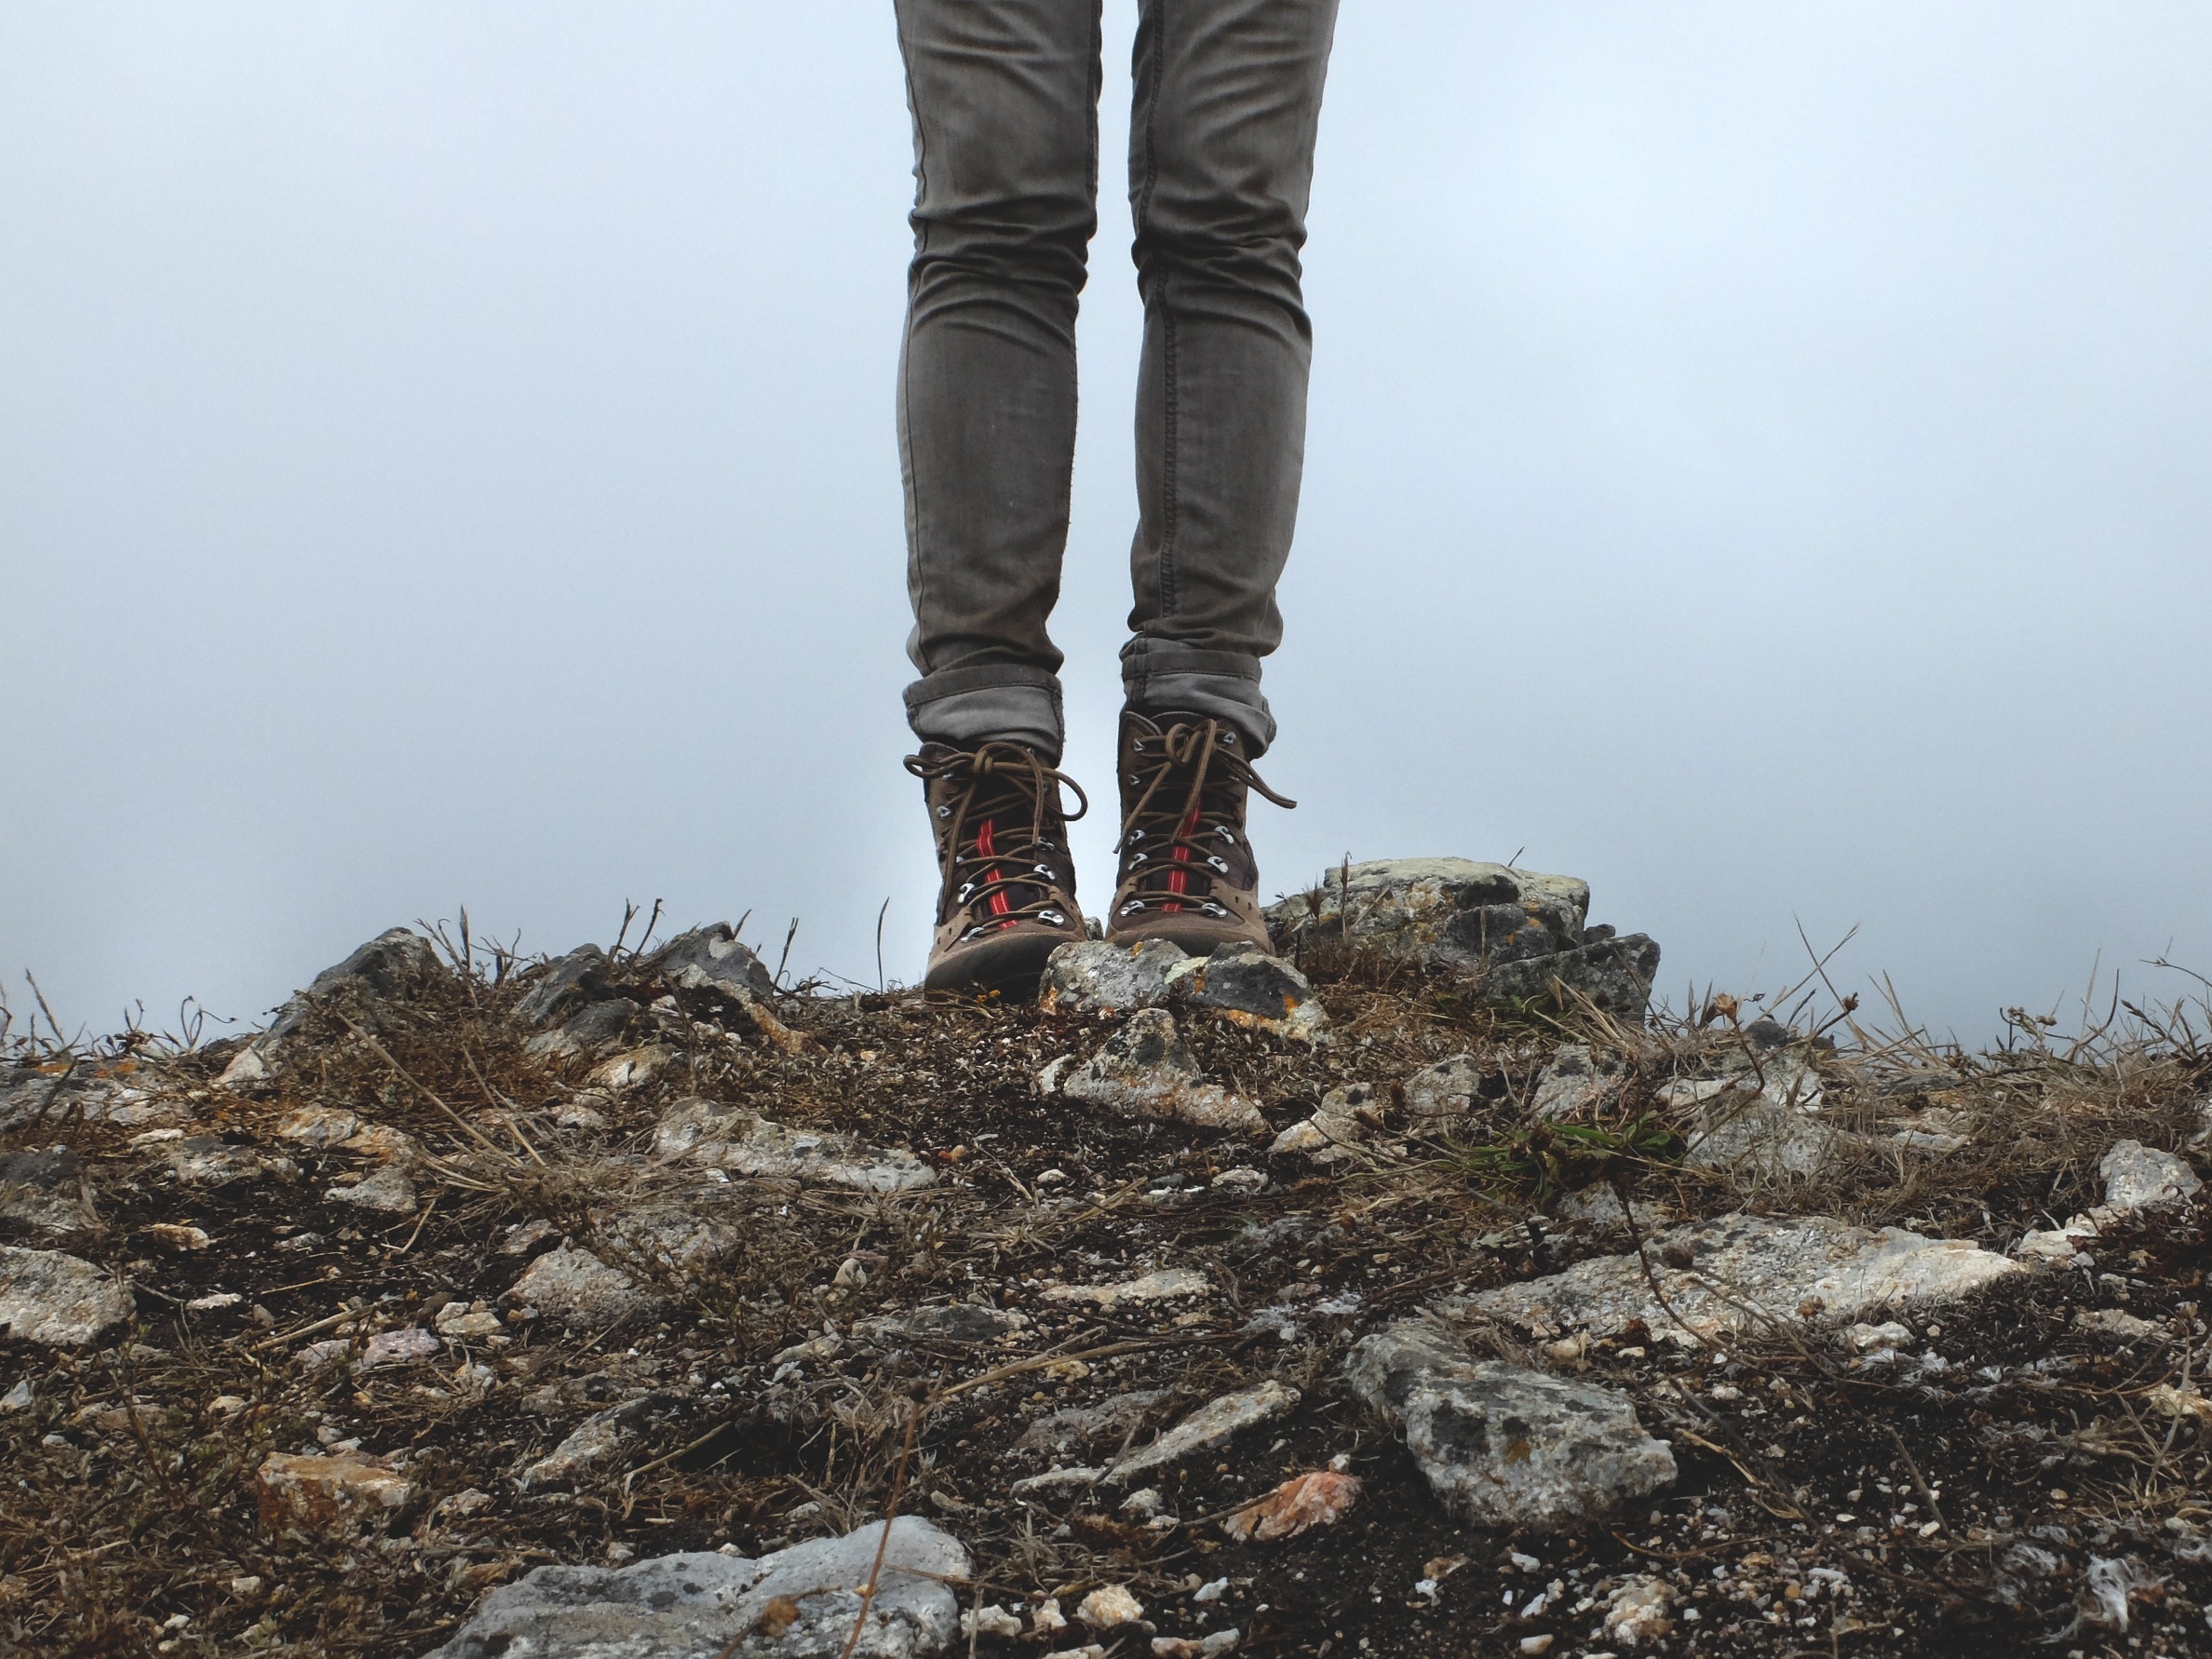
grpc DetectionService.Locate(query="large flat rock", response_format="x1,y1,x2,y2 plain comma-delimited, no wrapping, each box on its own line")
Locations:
432,1517,970,1658
1452,1213,2024,1346
1347,1320,1676,1531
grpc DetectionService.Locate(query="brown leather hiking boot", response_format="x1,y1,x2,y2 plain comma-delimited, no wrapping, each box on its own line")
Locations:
1106,711,1295,956
907,740,1088,997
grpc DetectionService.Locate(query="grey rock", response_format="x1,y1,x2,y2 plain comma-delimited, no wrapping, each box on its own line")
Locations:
1477,933,1661,1019
1057,1010,1265,1133
1455,1213,2024,1346
1680,1061,1842,1180
0,1245,133,1346
324,1165,419,1215
1039,939,1188,1016
517,946,612,1029
222,928,447,1086
519,1396,669,1489
508,1246,649,1324
2099,1140,2202,1213
432,1517,970,1659
525,999,642,1062
1265,859,1591,962
1530,1044,1626,1121
854,1304,1026,1348
1404,1055,1480,1120
1111,1380,1300,1478
652,1100,935,1194
1347,1319,1676,1531
1268,1082,1380,1165
168,1137,294,1188
1016,1390,1172,1458
1167,946,1327,1040
0,1148,93,1235
648,924,777,1003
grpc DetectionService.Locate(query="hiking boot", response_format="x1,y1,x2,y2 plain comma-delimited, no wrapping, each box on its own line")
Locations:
906,740,1088,997
1106,711,1295,956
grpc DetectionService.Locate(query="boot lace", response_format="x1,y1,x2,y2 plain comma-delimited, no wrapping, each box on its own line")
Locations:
905,743,1087,941
1115,719,1294,920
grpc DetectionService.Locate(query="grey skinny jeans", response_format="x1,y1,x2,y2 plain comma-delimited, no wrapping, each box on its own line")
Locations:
896,0,1338,762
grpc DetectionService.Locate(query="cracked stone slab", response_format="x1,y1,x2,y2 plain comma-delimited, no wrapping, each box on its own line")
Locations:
1055,1010,1265,1133
653,1099,934,1193
1346,1319,1676,1531
507,1246,651,1324
1452,1213,2024,1346
1110,1380,1301,1479
1479,934,1662,1019
432,1517,970,1659
1040,938,1188,1016
0,1245,134,1346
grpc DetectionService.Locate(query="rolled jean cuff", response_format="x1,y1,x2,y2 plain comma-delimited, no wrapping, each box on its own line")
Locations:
904,665,1065,762
1120,641,1277,756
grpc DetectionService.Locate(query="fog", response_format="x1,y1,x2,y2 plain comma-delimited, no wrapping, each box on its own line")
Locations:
5,3,2209,1048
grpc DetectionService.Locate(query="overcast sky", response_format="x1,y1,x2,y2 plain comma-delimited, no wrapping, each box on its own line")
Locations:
5,3,2209,1049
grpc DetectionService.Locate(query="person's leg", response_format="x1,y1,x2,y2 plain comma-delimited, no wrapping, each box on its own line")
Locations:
1120,0,1339,757
896,0,1102,993
896,0,1105,766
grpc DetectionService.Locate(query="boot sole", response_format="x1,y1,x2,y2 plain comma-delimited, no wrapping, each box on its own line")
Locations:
1104,913,1272,958
924,927,1082,1000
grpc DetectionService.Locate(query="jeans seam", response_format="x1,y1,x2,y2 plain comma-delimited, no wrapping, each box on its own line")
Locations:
1138,3,1178,621
896,0,932,672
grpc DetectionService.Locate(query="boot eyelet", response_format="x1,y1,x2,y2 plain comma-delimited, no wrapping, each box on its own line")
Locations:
1207,856,1230,873
935,805,951,818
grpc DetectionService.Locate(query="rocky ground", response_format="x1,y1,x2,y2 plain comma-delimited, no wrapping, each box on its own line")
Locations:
2,858,2209,1658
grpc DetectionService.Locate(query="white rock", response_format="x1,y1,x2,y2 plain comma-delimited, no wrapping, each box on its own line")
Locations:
1346,1321,1676,1532
430,1517,970,1659
519,1399,656,1488
0,1245,133,1347
1076,1585,1144,1629
1456,1214,2023,1346
1010,1466,1105,1495
324,1166,418,1215
354,1326,441,1373
1059,1010,1266,1133
2075,1308,2164,1342
652,1099,935,1194
1404,1055,1479,1120
1680,1061,1840,1180
1210,1167,1268,1194
507,1245,647,1323
2098,1140,2202,1213
1112,1380,1301,1478
1845,1321,1913,1353
1043,1268,1209,1309
1603,1575,1676,1647
962,1604,1023,1639
1268,1082,1380,1165
1530,1045,1623,1121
